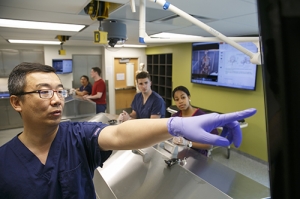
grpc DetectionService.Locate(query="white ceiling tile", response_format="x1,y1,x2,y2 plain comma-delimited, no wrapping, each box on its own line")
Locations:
0,0,260,46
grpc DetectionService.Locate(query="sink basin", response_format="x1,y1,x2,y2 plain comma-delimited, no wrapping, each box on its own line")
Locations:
94,147,232,199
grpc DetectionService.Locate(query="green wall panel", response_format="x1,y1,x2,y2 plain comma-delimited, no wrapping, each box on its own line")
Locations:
146,43,268,162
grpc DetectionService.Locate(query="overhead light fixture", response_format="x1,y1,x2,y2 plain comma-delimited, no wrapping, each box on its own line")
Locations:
150,32,203,39
8,39,61,45
0,19,85,32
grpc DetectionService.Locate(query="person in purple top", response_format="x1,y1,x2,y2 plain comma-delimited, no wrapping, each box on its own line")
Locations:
172,85,219,157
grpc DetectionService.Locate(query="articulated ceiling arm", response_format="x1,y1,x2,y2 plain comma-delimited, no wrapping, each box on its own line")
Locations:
130,0,136,12
137,0,261,65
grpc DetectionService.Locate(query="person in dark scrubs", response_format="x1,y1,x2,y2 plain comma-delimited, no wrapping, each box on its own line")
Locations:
0,62,256,199
119,71,165,121
73,75,92,96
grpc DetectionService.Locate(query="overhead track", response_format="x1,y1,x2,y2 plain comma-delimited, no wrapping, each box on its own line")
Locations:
134,0,261,65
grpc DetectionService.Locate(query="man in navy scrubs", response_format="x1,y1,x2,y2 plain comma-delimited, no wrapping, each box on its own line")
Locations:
0,62,256,198
120,71,166,121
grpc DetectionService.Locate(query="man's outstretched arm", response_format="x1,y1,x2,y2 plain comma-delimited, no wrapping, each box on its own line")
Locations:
98,108,257,150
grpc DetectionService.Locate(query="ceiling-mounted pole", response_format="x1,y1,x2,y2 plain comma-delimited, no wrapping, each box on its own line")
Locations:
137,0,261,65
139,0,147,44
130,0,136,12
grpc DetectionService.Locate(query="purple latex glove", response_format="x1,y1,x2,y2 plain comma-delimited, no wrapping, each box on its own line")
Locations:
167,108,257,147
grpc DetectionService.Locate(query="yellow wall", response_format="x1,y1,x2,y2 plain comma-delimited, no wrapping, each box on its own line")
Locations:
146,43,268,162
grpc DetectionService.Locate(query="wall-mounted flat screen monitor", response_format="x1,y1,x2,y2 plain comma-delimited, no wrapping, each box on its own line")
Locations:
52,59,73,74
191,42,258,91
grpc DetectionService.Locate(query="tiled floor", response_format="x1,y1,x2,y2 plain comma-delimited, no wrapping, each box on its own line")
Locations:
211,146,270,188
0,127,270,189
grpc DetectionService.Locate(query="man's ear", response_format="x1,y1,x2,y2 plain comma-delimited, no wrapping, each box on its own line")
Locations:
10,95,22,113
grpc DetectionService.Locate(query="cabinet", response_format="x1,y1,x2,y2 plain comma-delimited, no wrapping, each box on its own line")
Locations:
147,54,172,117
0,49,44,77
72,55,102,89
72,55,108,111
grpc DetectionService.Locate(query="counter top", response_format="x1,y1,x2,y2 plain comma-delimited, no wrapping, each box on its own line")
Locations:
155,141,270,198
87,113,270,199
79,112,118,124
95,140,270,199
63,94,96,104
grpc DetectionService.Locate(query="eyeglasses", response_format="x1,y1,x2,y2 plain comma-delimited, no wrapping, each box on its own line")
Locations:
13,89,68,99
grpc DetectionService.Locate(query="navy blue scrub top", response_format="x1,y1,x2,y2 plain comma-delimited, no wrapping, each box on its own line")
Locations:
131,91,166,119
0,121,112,199
80,83,92,95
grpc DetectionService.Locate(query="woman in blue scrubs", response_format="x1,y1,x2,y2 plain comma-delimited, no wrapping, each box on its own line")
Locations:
0,62,255,198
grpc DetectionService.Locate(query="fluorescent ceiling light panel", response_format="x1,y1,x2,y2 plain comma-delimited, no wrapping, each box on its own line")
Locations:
8,39,61,45
150,32,203,39
0,19,85,32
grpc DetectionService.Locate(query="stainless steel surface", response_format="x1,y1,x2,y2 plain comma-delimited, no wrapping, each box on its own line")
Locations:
132,149,151,163
96,148,232,199
166,107,178,115
93,168,118,199
62,95,96,120
95,144,270,199
88,112,270,199
159,140,179,159
174,147,270,199
80,112,118,124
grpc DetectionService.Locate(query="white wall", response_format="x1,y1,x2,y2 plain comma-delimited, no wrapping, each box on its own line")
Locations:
44,45,103,89
44,45,146,114
0,44,146,114
0,78,8,91
104,47,146,114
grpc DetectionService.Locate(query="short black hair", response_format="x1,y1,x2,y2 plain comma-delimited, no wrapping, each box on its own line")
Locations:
172,86,191,99
8,62,56,96
81,75,89,82
136,71,150,81
92,67,102,76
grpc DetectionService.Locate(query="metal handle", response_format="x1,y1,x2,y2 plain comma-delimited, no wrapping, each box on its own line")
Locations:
132,149,151,163
159,140,178,158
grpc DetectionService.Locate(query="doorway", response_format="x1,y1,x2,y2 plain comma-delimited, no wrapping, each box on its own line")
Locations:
114,58,138,114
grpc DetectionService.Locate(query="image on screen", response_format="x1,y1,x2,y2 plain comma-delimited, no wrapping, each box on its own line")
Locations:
52,59,73,74
191,42,258,91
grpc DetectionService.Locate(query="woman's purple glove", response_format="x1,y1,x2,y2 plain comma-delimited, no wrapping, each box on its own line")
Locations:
167,108,257,147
